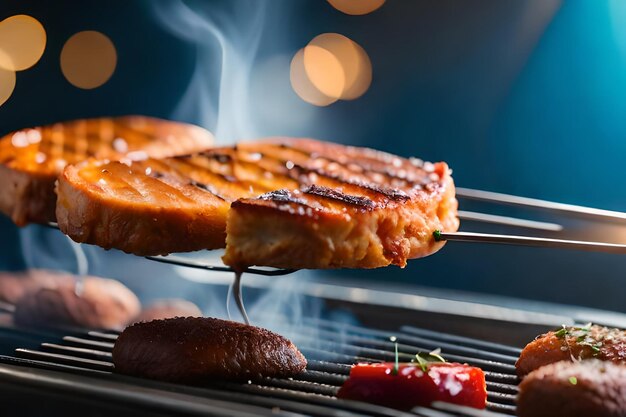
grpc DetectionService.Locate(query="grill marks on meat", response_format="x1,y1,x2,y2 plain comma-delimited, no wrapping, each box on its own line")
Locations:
0,116,213,225
517,360,626,417
57,138,459,267
516,324,626,377
112,317,307,383
223,140,458,269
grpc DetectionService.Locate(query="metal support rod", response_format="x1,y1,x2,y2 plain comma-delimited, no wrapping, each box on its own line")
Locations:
232,272,250,326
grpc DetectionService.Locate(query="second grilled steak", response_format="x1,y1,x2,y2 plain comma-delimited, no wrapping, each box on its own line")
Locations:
0,116,212,225
56,138,458,268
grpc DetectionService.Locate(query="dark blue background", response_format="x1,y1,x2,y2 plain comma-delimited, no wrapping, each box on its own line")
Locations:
1,0,624,311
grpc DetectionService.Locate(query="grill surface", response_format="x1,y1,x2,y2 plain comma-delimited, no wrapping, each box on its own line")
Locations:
0,316,520,417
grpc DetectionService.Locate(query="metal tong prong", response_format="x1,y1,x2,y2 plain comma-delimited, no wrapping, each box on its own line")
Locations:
435,230,626,254
441,187,626,254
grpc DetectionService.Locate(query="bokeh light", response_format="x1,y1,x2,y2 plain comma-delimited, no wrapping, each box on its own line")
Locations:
291,33,372,106
327,0,386,16
303,44,346,99
0,65,16,106
308,33,372,100
290,48,338,106
60,31,117,89
0,15,46,71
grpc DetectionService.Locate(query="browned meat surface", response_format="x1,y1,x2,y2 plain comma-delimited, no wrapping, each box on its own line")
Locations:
57,138,458,268
517,359,626,417
112,317,307,383
13,275,140,330
0,116,212,225
516,324,626,376
130,299,202,323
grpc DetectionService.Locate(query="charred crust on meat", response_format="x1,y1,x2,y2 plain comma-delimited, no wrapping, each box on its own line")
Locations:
274,141,434,187
288,163,409,201
189,180,226,201
257,189,306,205
201,151,233,164
303,185,376,209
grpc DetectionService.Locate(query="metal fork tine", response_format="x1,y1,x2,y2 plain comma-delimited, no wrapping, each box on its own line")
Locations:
457,210,563,232
457,187,626,223
437,231,626,254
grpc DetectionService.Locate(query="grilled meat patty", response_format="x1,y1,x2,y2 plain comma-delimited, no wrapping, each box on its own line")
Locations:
0,116,212,225
112,317,307,383
517,359,626,417
516,324,626,376
13,275,140,330
56,138,458,268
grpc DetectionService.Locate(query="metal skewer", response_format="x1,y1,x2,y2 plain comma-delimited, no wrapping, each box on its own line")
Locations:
435,231,626,254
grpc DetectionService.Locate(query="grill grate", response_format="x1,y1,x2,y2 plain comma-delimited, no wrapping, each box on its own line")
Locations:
0,317,520,417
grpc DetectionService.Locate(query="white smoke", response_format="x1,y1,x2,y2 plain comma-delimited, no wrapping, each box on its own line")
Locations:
152,0,266,142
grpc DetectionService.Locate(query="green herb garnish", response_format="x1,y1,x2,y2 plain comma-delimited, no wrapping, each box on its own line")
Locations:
576,340,602,356
414,350,447,373
568,376,578,385
433,230,443,242
428,348,446,363
415,353,430,372
555,326,569,338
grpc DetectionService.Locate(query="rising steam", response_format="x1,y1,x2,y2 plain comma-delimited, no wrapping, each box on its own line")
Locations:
151,0,266,142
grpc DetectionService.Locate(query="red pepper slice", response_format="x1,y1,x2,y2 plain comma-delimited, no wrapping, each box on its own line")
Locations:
337,362,487,411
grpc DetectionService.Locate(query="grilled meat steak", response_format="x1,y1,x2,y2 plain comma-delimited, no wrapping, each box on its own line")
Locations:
0,116,212,225
516,324,626,376
112,317,307,383
517,360,626,417
13,275,140,330
56,138,458,268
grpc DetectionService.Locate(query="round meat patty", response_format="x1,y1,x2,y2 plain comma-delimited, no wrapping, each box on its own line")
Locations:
112,317,307,383
13,276,140,330
516,324,626,376
130,299,202,323
517,359,626,417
